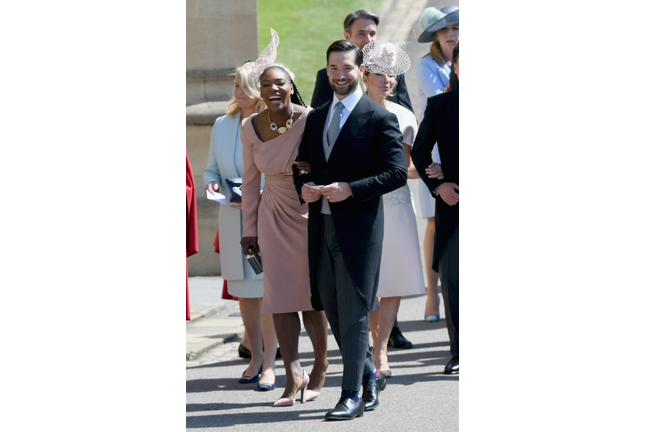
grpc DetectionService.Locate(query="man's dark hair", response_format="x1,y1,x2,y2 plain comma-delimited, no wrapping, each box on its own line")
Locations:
326,40,363,67
343,9,380,33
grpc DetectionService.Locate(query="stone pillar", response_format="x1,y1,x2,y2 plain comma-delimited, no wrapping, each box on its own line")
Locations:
187,0,258,275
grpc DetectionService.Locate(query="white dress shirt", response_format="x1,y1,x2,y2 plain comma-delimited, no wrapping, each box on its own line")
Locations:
320,86,363,214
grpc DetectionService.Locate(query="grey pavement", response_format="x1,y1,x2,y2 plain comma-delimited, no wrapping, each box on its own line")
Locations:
186,277,458,431
186,0,458,429
186,277,244,361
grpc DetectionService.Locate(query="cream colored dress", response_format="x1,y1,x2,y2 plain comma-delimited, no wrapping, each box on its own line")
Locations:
241,107,314,314
377,103,426,298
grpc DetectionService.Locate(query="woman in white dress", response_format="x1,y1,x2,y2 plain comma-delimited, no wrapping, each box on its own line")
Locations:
204,61,279,390
415,5,459,322
361,41,428,376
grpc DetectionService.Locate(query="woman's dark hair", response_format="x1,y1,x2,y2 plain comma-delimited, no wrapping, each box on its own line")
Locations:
259,65,306,106
326,40,363,67
449,42,459,92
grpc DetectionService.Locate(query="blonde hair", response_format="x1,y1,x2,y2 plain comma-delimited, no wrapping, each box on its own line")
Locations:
226,62,266,117
363,70,397,98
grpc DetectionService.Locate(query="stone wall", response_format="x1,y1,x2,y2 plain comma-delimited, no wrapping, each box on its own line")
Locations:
187,0,258,276
186,0,259,106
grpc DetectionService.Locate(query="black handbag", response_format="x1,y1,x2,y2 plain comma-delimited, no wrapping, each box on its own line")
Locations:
225,177,242,203
245,250,263,275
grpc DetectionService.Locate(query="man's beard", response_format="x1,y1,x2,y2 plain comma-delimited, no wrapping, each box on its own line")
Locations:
330,76,358,96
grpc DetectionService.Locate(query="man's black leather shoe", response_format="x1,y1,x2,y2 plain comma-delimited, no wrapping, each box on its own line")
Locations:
362,375,387,411
444,356,459,374
388,326,412,349
324,398,365,421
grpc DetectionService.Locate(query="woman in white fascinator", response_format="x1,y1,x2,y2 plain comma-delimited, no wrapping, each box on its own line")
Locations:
361,41,442,377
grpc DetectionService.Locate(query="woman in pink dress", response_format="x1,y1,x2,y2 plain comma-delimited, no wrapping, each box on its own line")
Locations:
241,63,328,407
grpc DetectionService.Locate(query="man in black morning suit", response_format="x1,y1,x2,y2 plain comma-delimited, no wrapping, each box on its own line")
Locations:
411,43,460,375
294,40,407,421
311,9,416,351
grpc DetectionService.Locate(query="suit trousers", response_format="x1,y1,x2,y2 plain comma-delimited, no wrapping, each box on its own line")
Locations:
316,214,375,392
438,225,459,357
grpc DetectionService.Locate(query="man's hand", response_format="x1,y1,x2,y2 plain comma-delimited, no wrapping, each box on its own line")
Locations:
301,182,322,203
435,182,459,206
321,182,352,203
240,236,259,254
425,163,444,180
205,181,219,194
230,200,242,210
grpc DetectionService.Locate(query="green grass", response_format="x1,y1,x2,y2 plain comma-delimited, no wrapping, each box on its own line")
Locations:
258,0,383,106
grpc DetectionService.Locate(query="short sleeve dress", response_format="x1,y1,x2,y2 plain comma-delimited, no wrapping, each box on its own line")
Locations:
376,103,426,298
240,107,314,314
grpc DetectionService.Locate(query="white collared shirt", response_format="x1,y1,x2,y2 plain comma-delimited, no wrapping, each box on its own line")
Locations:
324,86,363,137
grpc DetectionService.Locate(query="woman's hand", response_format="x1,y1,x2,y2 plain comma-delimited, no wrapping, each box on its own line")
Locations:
295,161,311,175
240,236,259,254
205,181,219,195
425,163,444,180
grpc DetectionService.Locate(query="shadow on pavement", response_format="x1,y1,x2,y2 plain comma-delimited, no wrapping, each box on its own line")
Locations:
187,401,274,412
186,408,331,428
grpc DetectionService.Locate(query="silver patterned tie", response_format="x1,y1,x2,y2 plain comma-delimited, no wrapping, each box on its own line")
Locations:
326,102,344,147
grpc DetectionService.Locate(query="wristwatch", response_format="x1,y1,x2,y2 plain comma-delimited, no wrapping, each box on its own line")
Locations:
299,169,309,175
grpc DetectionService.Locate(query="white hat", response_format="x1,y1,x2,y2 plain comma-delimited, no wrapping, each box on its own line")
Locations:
362,41,411,76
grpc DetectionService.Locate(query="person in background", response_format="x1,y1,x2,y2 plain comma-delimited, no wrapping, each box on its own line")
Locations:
412,42,460,375
186,153,198,321
311,8,413,113
415,5,459,323
204,60,279,390
361,41,431,378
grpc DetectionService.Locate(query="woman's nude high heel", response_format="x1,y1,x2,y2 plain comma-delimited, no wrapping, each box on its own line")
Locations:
273,371,309,407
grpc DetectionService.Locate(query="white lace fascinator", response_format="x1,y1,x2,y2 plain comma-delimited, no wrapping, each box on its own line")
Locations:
362,41,411,76
251,28,280,81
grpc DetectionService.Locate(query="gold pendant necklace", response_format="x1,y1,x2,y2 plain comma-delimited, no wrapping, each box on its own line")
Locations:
268,104,294,134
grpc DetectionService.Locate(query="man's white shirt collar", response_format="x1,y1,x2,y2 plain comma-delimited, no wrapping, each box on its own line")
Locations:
331,86,363,113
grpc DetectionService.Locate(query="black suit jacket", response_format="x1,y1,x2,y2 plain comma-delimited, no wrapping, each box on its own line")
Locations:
411,91,459,272
294,94,408,311
310,67,414,113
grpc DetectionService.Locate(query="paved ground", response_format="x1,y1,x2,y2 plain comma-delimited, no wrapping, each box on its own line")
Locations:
186,0,459,430
186,277,458,431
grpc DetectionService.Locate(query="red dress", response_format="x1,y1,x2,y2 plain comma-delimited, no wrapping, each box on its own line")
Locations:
186,153,199,320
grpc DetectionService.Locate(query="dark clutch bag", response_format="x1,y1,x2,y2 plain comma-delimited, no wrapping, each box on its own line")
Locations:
225,177,242,203
245,250,263,275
